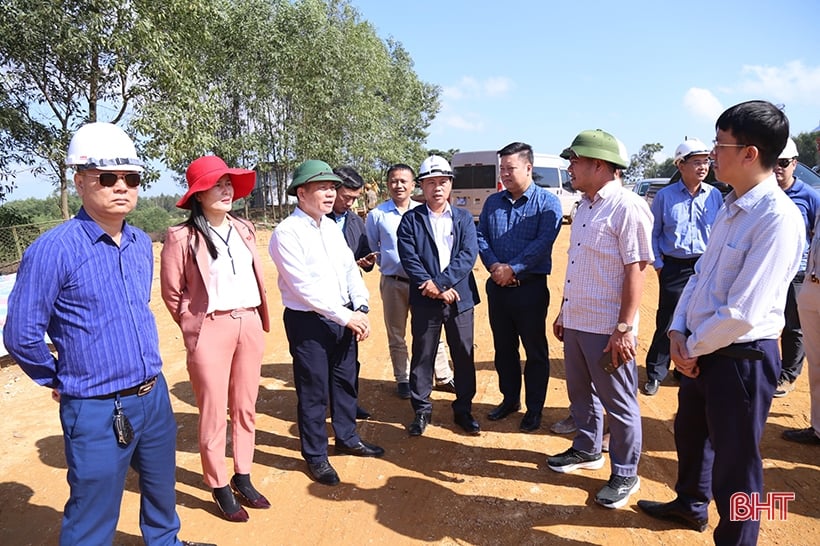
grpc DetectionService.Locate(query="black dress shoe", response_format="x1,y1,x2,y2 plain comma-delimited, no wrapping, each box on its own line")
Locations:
408,412,431,436
356,406,372,420
487,401,521,421
182,542,217,546
212,487,249,522
230,474,271,509
396,382,411,399
307,459,340,486
454,412,480,435
637,499,708,532
643,379,660,396
519,411,542,433
335,440,385,457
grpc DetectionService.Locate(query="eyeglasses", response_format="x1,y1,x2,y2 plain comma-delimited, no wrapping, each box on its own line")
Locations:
712,139,747,149
686,159,712,167
777,158,795,168
86,172,141,188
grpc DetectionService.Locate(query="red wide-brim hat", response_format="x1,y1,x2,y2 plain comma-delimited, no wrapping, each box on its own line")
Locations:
176,155,256,209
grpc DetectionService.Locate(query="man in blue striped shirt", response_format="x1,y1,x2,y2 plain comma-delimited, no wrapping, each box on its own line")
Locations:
477,142,563,432
643,138,723,396
3,123,205,546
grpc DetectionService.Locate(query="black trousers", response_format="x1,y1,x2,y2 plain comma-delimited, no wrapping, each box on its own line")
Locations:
780,272,805,383
283,308,359,463
486,277,549,413
673,339,779,546
646,257,697,382
409,303,476,416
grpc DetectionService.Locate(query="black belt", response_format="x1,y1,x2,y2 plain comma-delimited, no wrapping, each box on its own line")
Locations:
92,376,157,400
663,254,701,267
386,274,409,283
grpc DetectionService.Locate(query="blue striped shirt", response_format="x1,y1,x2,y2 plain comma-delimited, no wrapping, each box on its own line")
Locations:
650,181,723,270
3,208,162,397
477,183,563,275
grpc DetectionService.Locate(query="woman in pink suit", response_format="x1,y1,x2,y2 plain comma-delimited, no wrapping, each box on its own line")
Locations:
160,155,270,522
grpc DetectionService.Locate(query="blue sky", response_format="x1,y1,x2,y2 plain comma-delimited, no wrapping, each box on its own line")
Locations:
7,0,820,201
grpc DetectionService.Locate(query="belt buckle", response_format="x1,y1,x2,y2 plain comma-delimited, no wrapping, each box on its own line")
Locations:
137,377,156,396
231,309,240,318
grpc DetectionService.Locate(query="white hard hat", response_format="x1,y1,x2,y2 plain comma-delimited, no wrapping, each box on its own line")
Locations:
779,138,799,159
66,122,144,172
417,155,453,180
674,138,711,164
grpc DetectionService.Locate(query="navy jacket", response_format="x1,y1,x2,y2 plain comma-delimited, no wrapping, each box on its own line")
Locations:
396,204,480,313
328,211,374,272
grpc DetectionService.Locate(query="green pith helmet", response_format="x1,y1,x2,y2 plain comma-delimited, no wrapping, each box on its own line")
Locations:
560,129,629,169
287,160,343,196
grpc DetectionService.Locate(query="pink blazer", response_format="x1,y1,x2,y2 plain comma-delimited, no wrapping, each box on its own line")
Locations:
160,215,270,353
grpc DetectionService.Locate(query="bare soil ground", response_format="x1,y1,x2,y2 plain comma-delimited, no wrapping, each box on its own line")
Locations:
1,227,818,545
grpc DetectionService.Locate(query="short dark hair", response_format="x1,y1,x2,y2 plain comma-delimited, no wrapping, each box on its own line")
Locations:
332,166,365,189
715,100,789,170
498,141,533,165
387,163,415,179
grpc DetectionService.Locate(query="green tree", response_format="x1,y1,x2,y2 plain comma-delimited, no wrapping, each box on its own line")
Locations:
794,132,817,169
0,0,213,216
624,143,663,184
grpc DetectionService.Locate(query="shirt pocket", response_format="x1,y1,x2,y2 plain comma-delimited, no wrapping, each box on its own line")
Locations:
713,243,748,295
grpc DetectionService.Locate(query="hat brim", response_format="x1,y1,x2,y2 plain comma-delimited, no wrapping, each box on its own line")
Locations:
176,168,256,209
286,173,343,196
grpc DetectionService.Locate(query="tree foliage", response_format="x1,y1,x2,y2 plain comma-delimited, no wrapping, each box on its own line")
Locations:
623,143,664,183
794,131,818,168
1,0,440,223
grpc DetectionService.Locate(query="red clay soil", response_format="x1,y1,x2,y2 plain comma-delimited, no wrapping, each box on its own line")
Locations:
1,228,817,545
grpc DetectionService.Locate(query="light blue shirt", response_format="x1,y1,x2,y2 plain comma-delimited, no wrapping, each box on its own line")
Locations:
650,181,723,269
671,177,804,355
365,199,420,277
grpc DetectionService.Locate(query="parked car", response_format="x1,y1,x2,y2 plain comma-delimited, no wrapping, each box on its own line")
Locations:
635,178,670,206
796,162,820,190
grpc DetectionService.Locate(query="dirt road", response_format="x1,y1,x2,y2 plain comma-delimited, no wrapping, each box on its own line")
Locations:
1,227,817,545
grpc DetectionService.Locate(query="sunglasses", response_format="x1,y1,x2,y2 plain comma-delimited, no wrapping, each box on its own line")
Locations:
777,158,794,169
87,172,141,188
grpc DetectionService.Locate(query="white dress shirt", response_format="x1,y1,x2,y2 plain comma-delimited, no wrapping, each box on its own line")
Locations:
269,207,368,327
670,176,804,356
427,203,454,272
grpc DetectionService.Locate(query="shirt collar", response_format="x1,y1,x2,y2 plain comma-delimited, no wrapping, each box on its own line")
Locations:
725,175,778,215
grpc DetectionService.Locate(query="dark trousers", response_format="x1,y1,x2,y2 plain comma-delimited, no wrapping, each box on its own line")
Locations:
409,303,476,416
780,272,805,383
646,257,697,382
673,339,780,546
59,374,181,545
486,277,549,413
283,309,360,463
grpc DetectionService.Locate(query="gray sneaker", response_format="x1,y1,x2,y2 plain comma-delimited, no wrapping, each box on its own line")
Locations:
547,447,604,473
773,380,794,398
595,475,640,509
550,415,577,434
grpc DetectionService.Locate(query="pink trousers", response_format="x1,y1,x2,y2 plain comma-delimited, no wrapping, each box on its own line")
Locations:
185,308,265,488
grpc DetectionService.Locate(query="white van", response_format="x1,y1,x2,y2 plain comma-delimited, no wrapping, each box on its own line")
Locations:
451,150,499,221
451,150,580,222
531,153,580,222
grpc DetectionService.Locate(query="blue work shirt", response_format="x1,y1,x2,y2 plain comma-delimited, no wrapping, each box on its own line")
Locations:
3,208,163,397
650,181,723,269
477,182,562,276
783,177,820,271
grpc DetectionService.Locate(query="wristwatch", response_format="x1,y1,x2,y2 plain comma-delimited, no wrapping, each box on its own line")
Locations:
616,322,633,333
356,305,369,314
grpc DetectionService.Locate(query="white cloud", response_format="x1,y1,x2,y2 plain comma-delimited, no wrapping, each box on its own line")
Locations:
443,76,513,101
735,61,820,106
683,88,724,122
442,113,484,131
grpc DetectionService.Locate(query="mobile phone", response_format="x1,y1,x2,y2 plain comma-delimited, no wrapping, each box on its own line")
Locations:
598,351,620,374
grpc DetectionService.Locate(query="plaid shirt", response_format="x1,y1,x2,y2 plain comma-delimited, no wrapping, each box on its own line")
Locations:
559,181,654,335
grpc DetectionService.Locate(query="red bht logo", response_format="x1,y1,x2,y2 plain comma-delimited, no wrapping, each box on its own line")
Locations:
730,492,795,521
